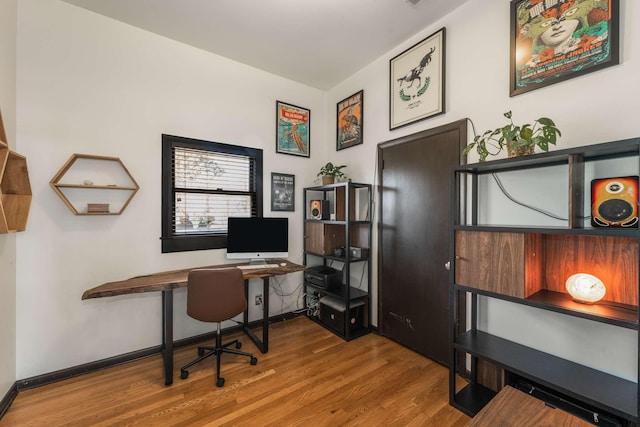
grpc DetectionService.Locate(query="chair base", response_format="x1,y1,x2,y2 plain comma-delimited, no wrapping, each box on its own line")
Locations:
180,330,257,387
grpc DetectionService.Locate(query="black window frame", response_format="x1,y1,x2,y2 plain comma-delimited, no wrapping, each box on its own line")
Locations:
161,134,263,253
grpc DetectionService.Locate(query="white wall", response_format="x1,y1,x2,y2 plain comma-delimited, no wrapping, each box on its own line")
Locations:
0,0,18,396
11,0,640,382
15,0,326,379
326,0,639,381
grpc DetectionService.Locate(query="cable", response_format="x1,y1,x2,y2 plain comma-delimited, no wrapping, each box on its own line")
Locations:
492,173,568,221
467,118,589,222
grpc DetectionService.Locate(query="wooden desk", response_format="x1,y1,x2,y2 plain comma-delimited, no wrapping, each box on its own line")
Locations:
82,261,305,386
466,386,591,426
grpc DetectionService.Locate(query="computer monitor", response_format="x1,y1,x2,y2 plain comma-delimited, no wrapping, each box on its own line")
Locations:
226,217,289,264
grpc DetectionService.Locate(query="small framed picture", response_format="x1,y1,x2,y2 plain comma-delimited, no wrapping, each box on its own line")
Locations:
337,90,363,151
509,0,619,96
276,101,310,157
271,172,295,212
389,27,445,130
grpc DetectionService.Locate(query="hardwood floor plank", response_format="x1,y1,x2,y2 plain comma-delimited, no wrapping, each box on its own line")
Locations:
3,317,470,426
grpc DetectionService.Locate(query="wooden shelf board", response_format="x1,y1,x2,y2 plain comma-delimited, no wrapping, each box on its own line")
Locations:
54,184,138,190
454,330,637,419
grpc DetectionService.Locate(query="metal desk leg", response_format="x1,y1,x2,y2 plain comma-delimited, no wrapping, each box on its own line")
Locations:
241,278,270,354
162,289,173,386
262,277,269,353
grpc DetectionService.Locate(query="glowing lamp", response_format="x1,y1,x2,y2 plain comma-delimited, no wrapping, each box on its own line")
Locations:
565,273,606,304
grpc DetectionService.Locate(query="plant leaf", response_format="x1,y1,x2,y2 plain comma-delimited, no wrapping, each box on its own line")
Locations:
537,117,555,126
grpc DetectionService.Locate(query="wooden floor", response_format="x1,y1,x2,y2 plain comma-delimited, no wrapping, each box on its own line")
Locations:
3,317,470,426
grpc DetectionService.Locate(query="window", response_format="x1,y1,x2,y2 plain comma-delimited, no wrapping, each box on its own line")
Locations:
161,134,263,253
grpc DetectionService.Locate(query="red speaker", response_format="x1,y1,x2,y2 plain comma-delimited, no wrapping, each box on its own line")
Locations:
310,200,330,220
591,176,639,227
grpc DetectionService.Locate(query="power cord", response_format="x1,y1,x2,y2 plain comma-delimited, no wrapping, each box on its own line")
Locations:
468,117,590,222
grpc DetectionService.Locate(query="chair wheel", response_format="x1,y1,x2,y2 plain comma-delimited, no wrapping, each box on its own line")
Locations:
250,357,258,365
197,348,205,356
235,341,242,349
180,370,189,380
216,377,225,387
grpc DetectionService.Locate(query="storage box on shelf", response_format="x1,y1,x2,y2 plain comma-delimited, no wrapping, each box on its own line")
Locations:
303,181,372,340
449,138,640,425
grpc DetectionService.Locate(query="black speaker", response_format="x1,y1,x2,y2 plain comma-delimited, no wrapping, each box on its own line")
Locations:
310,199,330,220
591,176,639,228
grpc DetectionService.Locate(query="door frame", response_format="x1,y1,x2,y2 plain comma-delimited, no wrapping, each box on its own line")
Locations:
376,118,468,356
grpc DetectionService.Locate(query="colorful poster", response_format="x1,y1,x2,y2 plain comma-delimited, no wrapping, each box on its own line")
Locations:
510,0,618,96
276,101,310,157
337,90,363,150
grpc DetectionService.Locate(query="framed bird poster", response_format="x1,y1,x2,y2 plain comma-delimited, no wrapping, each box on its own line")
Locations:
276,101,310,157
337,90,363,151
389,27,445,130
510,0,619,97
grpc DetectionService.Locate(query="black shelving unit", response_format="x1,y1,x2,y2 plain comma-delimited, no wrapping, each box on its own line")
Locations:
449,137,640,424
303,181,372,340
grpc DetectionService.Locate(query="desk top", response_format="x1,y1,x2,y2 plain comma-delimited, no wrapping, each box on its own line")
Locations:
466,386,591,427
82,260,305,300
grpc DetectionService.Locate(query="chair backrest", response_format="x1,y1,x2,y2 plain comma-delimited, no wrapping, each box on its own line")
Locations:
186,268,247,323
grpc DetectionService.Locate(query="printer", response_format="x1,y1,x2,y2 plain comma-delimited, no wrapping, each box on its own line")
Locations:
304,265,342,290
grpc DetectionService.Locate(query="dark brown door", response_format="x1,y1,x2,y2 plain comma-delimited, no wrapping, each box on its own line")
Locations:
378,120,466,366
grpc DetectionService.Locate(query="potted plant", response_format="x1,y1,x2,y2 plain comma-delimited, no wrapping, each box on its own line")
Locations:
464,111,561,162
317,162,346,185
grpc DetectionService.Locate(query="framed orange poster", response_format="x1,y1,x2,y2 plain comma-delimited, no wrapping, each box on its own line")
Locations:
337,90,363,151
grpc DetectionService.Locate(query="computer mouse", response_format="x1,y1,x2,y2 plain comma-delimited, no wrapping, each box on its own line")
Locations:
280,262,286,266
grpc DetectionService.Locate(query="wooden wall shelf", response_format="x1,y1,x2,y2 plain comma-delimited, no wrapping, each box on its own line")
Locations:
0,108,32,234
50,154,139,215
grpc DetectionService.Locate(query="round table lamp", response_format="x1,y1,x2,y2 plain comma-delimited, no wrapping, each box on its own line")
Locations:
565,273,606,304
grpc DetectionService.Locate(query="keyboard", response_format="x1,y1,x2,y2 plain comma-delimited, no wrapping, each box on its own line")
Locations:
236,264,280,270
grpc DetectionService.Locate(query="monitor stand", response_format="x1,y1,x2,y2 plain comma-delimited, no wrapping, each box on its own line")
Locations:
248,259,268,266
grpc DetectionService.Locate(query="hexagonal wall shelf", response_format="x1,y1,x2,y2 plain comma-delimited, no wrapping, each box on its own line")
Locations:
0,108,32,233
50,154,139,215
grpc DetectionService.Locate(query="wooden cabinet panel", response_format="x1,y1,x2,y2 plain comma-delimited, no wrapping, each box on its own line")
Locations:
528,234,639,306
304,221,345,255
455,230,525,298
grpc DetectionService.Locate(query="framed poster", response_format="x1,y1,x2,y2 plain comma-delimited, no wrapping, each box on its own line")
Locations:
276,101,310,157
389,27,445,130
510,0,619,97
337,90,363,151
271,172,295,212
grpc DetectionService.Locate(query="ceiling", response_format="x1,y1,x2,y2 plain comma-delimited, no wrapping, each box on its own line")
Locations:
61,0,471,90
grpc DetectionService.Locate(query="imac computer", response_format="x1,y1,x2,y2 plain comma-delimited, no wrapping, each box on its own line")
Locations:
226,217,289,265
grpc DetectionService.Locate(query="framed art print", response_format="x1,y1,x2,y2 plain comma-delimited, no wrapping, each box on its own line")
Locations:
389,27,445,130
510,0,619,97
276,101,310,157
271,172,295,212
337,90,363,151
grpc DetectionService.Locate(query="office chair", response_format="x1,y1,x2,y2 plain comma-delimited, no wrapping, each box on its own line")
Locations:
179,268,257,387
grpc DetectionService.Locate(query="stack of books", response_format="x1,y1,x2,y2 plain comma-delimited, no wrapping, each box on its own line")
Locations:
87,203,109,213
